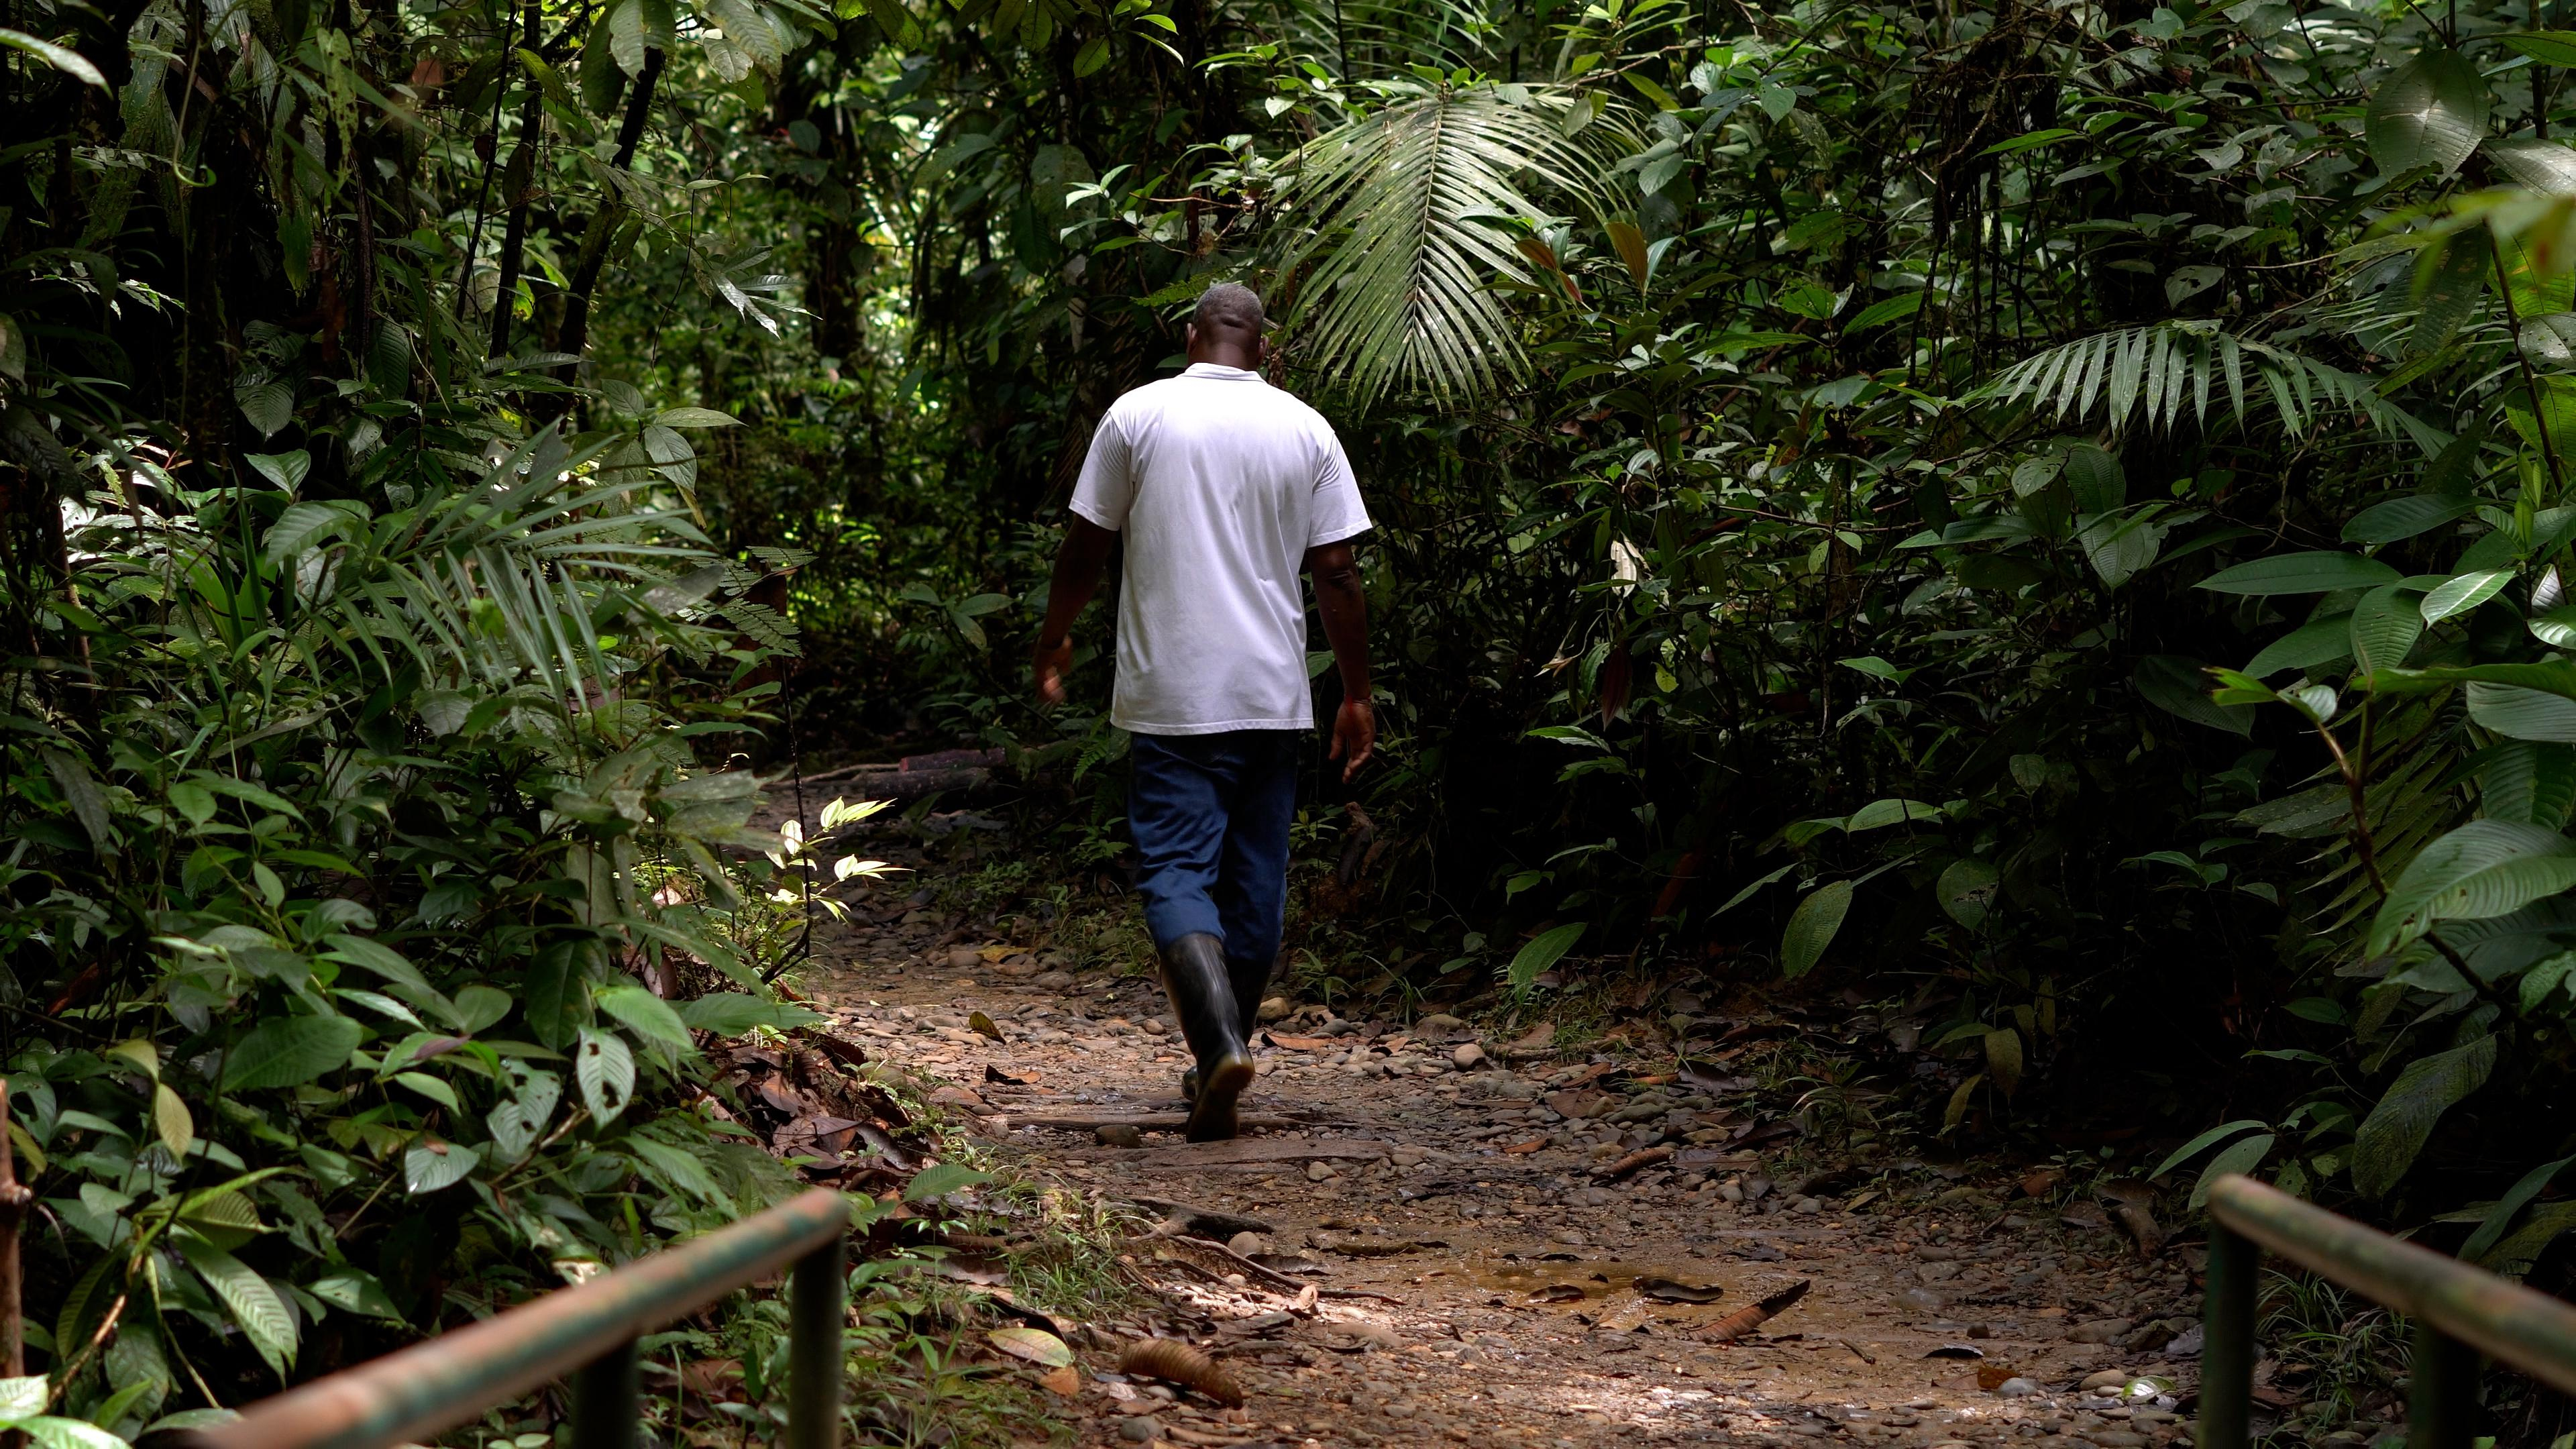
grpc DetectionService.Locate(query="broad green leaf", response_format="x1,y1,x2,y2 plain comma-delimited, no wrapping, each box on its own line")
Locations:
2343,492,2476,545
2490,136,2576,193
0,28,106,85
652,407,741,428
2524,951,2576,1012
2246,612,2355,677
1507,922,1587,989
2477,741,2576,826
2190,1132,2275,1210
596,983,695,1054
152,1083,193,1161
2365,46,2489,178
2351,1035,2497,1196
1984,1027,2023,1097
451,984,512,1035
904,1162,994,1201
525,941,598,1049
1942,1072,1984,1132
307,1270,405,1322
2532,604,2576,647
403,1136,480,1194
2351,584,2426,674
673,994,824,1036
2197,552,2402,595
322,935,438,1000
222,1016,362,1092
1936,858,1998,930
2420,570,2514,625
1780,879,1853,978
175,1229,297,1375
2369,820,2576,954
2153,1118,2272,1179
575,1028,635,1125
1843,798,1941,831
15,1417,127,1448
2134,655,2253,736
2502,31,2576,66
2063,444,2124,513
391,1071,460,1113
2470,682,2576,743
625,1134,723,1203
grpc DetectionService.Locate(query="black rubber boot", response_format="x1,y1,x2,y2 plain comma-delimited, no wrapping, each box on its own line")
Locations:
1159,932,1253,1141
1227,951,1273,1038
1181,951,1273,1103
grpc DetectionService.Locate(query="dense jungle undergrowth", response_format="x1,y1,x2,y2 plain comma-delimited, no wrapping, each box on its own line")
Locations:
19,0,2576,1429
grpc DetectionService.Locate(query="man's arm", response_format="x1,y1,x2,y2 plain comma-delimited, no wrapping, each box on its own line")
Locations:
1034,516,1118,704
1305,539,1374,781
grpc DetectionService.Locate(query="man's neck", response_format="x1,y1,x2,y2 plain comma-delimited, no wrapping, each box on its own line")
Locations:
1187,347,1261,370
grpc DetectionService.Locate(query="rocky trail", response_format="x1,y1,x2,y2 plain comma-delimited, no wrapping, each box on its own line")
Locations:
763,798,2219,1449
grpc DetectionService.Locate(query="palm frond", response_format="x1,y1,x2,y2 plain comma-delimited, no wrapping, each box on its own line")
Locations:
1983,323,2448,455
1269,82,1626,405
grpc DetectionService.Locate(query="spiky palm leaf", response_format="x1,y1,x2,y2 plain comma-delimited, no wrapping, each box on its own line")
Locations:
1984,322,2445,453
1269,82,1623,405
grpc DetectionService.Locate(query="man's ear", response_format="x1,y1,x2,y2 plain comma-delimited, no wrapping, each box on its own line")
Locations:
1254,333,1270,367
1185,321,1199,352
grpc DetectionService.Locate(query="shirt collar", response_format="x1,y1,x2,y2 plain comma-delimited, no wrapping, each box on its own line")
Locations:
1181,363,1261,380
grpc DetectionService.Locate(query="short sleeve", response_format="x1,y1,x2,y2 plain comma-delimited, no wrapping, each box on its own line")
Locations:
1307,423,1371,547
1068,409,1134,531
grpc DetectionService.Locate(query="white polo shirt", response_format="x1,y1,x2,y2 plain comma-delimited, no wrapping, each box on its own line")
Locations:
1069,364,1371,735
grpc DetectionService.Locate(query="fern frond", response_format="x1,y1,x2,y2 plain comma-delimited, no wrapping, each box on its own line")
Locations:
1982,323,2446,453
1269,82,1627,405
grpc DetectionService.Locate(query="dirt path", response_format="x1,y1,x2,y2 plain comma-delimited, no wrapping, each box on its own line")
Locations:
768,801,2206,1449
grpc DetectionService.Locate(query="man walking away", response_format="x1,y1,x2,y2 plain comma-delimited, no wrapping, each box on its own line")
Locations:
1032,282,1375,1142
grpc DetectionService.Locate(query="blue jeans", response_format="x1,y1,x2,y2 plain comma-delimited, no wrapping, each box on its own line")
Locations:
1129,730,1299,971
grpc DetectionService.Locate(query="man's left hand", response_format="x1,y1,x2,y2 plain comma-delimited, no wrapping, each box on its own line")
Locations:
1330,698,1375,782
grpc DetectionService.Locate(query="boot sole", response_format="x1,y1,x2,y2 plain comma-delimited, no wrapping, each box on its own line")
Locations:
1184,1054,1254,1142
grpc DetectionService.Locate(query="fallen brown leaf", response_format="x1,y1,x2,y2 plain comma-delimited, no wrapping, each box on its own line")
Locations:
1595,1145,1674,1181
1633,1276,1724,1304
1701,1279,1812,1343
1038,1364,1079,1396
1120,1338,1244,1407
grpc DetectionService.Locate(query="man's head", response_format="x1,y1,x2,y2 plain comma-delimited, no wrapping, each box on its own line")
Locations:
1185,282,1267,369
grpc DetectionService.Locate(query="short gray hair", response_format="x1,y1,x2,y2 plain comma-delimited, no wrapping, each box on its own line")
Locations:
1191,282,1265,331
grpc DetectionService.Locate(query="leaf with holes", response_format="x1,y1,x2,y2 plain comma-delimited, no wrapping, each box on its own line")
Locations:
576,1028,635,1125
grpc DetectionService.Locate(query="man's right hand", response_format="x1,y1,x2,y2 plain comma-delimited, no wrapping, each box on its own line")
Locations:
1033,636,1073,704
1330,697,1375,782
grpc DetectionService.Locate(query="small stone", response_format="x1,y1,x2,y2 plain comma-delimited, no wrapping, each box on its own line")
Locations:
2072,1318,2134,1344
947,947,983,970
1550,1228,1587,1246
1390,1145,1428,1167
2080,1370,2129,1392
1033,971,1075,989
1258,996,1293,1022
1451,1043,1488,1070
1097,1124,1144,1148
1792,1195,1823,1214
1307,1161,1338,1182
1417,1012,1467,1032
1896,1287,1947,1312
1119,1415,1163,1442
1228,1230,1271,1256
1996,1377,2041,1397
1718,1180,1746,1203
1142,1018,1170,1036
